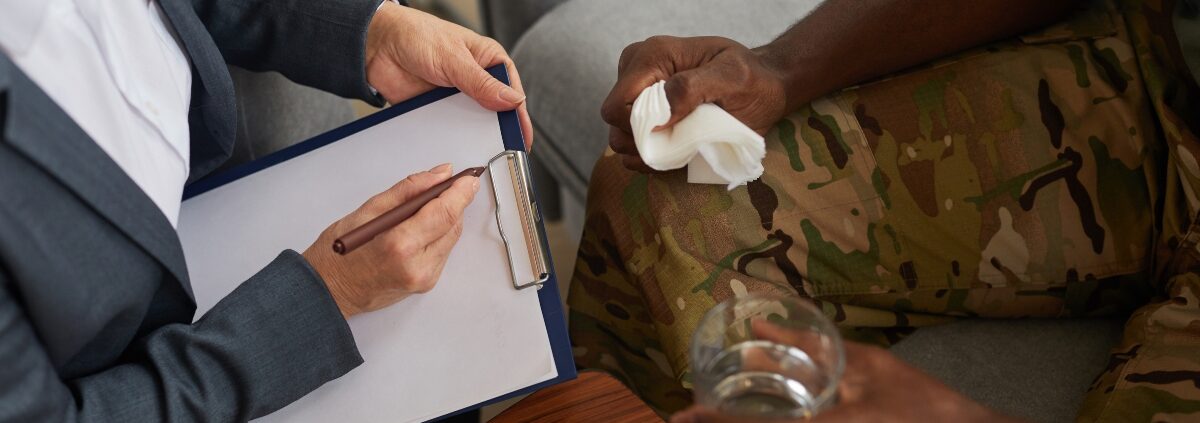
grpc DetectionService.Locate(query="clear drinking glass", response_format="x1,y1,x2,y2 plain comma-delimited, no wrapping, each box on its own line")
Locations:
690,293,844,419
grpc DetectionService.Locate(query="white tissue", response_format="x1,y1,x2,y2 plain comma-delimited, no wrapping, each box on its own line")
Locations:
630,80,766,189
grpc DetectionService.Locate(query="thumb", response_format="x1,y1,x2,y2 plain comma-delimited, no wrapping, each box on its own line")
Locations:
444,54,526,111
658,65,729,130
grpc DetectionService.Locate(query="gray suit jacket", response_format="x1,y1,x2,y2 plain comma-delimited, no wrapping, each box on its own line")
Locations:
0,0,387,420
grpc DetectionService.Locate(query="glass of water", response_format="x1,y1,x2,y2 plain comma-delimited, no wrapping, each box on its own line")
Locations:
689,293,844,419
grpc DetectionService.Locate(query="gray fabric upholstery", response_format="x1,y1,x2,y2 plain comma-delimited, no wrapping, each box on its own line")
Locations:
225,67,356,168
482,0,567,48
511,0,821,210
890,318,1124,423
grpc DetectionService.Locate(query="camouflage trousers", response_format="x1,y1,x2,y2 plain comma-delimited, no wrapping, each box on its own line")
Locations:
567,1,1200,420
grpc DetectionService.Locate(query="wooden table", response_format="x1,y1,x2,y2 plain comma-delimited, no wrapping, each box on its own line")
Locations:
490,372,664,422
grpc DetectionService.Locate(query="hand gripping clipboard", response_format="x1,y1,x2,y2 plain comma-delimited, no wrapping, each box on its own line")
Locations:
180,65,575,422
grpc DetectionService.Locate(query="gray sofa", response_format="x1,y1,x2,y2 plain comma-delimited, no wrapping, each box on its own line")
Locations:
484,1,1129,421
223,67,355,169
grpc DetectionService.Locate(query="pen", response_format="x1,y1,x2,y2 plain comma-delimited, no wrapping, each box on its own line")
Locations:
333,166,487,255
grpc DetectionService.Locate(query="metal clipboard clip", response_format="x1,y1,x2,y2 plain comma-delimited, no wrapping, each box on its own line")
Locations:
485,150,551,290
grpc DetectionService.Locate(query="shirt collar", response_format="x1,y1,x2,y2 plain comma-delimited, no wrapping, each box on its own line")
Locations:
0,0,54,57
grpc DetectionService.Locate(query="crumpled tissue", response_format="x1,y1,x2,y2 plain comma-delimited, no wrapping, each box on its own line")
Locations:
630,80,766,189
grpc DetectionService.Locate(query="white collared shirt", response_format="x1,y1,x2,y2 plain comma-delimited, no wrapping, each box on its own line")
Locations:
0,0,192,227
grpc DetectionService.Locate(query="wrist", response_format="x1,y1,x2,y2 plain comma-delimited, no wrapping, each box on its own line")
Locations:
303,250,361,319
326,278,360,319
366,0,403,82
752,41,837,114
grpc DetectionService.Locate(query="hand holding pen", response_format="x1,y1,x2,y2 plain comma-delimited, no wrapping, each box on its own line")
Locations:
302,163,481,318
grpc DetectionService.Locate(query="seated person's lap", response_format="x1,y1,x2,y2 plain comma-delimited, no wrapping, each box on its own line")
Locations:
568,2,1157,413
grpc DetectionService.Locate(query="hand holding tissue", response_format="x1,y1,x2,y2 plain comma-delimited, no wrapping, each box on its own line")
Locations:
630,81,766,190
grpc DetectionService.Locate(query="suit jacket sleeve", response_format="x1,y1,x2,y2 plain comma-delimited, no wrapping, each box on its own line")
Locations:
188,0,387,105
0,250,363,422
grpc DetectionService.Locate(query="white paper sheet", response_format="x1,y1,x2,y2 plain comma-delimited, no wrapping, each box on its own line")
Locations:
177,93,557,422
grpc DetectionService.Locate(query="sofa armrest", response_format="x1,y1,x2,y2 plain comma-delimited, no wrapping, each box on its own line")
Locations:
481,0,569,47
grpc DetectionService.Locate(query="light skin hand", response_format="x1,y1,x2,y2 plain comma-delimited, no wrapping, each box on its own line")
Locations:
365,1,533,150
303,164,480,318
671,321,1021,423
311,4,523,318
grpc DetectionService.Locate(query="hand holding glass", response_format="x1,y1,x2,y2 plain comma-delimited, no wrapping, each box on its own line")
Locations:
690,293,845,419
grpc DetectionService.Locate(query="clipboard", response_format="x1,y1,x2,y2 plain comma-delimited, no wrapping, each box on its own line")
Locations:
181,65,575,422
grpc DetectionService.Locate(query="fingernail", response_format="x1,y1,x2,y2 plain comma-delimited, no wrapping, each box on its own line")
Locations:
499,87,525,104
430,163,452,174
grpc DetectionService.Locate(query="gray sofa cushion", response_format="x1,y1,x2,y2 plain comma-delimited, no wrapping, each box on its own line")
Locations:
511,0,822,205
483,0,568,48
223,67,355,169
890,318,1124,423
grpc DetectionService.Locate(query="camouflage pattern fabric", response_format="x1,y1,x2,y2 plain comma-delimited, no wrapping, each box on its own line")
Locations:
566,0,1200,420
1078,0,1200,421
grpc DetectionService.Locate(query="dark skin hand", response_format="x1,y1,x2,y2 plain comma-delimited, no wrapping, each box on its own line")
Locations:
670,322,1024,423
601,0,1083,172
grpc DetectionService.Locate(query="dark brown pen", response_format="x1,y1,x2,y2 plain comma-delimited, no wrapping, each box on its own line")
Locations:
333,166,486,255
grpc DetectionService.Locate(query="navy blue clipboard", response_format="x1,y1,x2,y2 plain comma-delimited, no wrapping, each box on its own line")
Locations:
184,65,576,422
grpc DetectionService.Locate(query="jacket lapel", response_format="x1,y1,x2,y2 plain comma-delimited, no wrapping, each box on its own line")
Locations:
0,57,194,302
158,0,237,180
0,0,240,305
